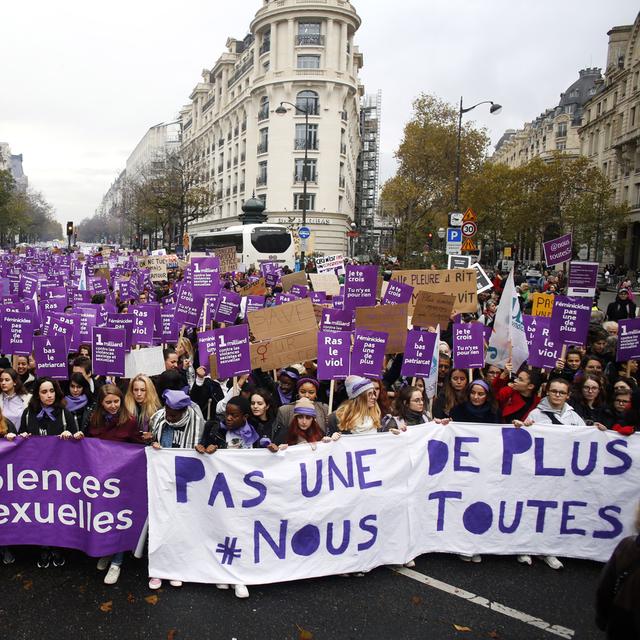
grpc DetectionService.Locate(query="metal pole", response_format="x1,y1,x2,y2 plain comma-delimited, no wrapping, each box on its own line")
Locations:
454,96,463,211
301,108,309,271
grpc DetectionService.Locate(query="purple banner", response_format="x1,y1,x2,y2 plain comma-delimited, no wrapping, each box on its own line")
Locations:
567,262,599,297
197,330,217,375
550,295,592,346
524,316,560,370
542,232,573,267
0,437,148,556
92,326,126,377
344,265,378,311
452,323,485,369
317,331,351,380
131,305,156,346
382,280,414,306
350,329,388,379
214,290,241,324
401,330,437,378
320,308,354,333
617,318,640,362
215,324,251,379
174,285,203,328
33,335,68,379
1,310,35,355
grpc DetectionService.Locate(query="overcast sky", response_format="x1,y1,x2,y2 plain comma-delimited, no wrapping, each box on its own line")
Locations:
1,0,638,228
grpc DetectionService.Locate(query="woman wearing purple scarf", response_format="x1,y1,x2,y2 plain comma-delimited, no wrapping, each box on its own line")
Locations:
64,372,94,429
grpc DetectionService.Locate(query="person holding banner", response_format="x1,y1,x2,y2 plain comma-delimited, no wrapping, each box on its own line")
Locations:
327,376,385,436
492,367,542,424
65,372,94,430
248,388,278,442
570,375,611,429
13,355,35,392
124,374,161,438
432,369,468,419
450,380,500,425
383,386,431,431
275,378,329,439
0,368,32,429
278,397,325,447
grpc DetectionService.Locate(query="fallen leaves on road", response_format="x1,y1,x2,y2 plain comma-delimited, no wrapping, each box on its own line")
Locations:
296,625,313,639
145,595,159,605
127,593,136,604
487,631,500,639
167,629,177,640
22,580,33,591
453,624,472,632
410,595,423,606
99,601,113,613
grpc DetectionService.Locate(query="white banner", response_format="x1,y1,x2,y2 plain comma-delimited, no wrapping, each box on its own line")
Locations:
146,423,640,584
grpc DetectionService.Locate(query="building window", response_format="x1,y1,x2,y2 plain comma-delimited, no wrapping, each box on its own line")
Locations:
258,96,269,121
257,161,268,186
297,55,321,69
297,21,324,46
296,90,319,115
294,158,317,182
294,193,315,210
258,128,268,154
556,123,567,138
260,29,271,55
295,123,318,149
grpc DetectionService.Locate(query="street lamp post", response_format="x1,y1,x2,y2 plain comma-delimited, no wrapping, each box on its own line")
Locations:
276,100,309,271
437,227,445,250
454,97,502,211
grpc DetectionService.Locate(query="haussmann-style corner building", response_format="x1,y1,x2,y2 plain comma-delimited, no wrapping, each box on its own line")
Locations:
180,0,365,257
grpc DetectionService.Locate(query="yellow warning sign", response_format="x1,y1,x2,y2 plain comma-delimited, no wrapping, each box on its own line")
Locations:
461,237,477,252
462,207,477,222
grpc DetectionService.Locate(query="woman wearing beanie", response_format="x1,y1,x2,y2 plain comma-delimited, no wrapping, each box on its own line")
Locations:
274,377,329,440
450,380,501,424
276,397,326,446
326,376,387,436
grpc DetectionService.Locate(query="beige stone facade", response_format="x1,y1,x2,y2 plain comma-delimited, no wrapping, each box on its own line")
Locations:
181,0,364,256
578,13,640,268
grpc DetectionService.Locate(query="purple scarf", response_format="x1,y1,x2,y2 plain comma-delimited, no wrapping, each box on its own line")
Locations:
36,406,56,421
227,420,259,448
65,394,88,412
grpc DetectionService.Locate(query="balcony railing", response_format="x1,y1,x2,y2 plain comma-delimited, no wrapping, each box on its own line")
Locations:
294,138,319,150
296,34,325,46
256,175,268,186
294,172,318,184
202,96,216,113
296,103,319,116
257,141,269,154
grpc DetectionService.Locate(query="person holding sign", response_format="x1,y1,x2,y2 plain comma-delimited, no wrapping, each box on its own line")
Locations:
0,368,32,429
327,376,386,436
65,373,94,430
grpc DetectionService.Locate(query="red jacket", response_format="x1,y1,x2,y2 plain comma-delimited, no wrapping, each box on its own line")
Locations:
493,376,540,423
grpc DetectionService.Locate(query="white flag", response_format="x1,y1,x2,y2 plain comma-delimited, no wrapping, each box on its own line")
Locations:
78,265,87,291
425,325,440,400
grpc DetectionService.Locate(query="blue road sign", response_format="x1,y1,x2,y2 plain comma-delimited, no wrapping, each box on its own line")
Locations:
447,227,462,243
298,226,311,239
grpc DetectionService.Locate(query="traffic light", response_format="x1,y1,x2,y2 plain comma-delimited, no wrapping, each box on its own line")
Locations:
426,232,433,250
66,221,74,237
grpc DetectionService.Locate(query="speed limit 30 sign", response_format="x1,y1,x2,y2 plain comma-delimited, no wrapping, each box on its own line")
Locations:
462,221,477,237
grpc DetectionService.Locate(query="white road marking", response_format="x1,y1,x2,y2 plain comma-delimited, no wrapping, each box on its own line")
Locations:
391,567,575,639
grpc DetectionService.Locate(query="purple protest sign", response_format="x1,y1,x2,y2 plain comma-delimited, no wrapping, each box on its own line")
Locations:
550,295,592,346
261,262,281,287
197,330,217,374
199,294,219,328
452,323,485,369
320,308,354,333
245,296,265,315
542,232,573,267
1,310,35,355
275,293,297,305
156,308,180,343
33,335,68,379
310,291,327,304
72,307,99,344
214,289,241,324
289,284,308,299
344,265,378,311
350,329,388,378
174,285,203,327
617,318,640,362
567,262,599,297
0,437,148,556
107,313,135,350
92,326,126,377
131,305,156,346
524,316,560,369
317,331,351,380
39,297,67,318
191,257,222,293
45,313,79,352
401,330,437,378
215,324,251,378
332,295,344,310
382,280,414,306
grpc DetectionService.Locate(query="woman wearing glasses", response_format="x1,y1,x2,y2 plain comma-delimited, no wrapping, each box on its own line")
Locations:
570,375,611,429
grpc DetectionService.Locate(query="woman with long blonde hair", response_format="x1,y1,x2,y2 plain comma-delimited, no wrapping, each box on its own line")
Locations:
327,376,385,436
176,336,196,388
124,374,161,435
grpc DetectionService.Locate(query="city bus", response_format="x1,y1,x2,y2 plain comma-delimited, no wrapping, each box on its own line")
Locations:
190,224,295,270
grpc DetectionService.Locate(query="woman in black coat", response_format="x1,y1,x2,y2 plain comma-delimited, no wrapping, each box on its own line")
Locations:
450,379,501,424
606,289,636,321
19,377,79,438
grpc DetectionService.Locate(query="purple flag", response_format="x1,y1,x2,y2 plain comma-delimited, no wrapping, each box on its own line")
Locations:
401,330,437,378
92,326,126,377
174,285,203,327
0,437,148,556
452,323,485,369
617,318,640,362
542,232,573,267
131,305,156,346
350,329,388,378
382,280,414,306
344,265,378,311
33,335,68,379
197,330,217,374
191,257,222,293
524,316,560,370
550,295,592,346
1,310,35,355
215,324,251,379
320,308,354,333
214,290,241,324
317,331,351,380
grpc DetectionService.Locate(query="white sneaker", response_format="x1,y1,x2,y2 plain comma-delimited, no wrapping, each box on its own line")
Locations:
517,554,532,565
234,583,249,598
541,555,563,570
148,578,162,589
458,554,482,563
403,559,416,568
216,583,230,590
169,580,183,587
104,564,121,585
96,556,111,571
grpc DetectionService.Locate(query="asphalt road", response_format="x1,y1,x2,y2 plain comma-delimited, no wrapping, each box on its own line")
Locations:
1,546,605,640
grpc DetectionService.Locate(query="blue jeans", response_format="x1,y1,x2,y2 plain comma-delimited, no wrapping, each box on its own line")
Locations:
111,552,125,566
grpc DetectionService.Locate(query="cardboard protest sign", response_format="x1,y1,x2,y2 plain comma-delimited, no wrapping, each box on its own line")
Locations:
92,327,126,377
215,324,252,379
147,257,168,282
248,298,317,342
391,269,476,313
33,335,68,379
350,329,388,378
411,292,455,329
355,304,408,354
531,293,555,318
452,323,485,369
239,278,267,297
617,318,640,362
309,272,341,297
543,232,572,267
281,271,307,293
550,295,592,347
212,246,237,273
317,331,351,380
250,330,317,372
124,346,165,379
524,316,560,370
344,265,378,311
401,330,437,378
568,262,599,297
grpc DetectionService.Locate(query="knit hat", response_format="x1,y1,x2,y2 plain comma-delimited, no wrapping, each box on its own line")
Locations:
344,375,374,400
163,389,191,410
293,397,317,417
296,377,319,391
227,395,250,415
